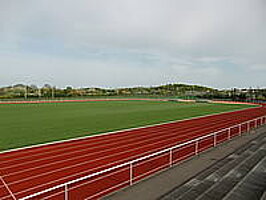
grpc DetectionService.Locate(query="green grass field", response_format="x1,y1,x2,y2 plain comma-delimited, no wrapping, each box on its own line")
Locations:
0,100,254,152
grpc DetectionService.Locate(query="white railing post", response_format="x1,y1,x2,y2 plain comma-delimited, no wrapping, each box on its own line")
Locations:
130,162,133,186
239,124,242,136
65,184,68,200
195,140,199,155
20,118,263,200
169,149,173,167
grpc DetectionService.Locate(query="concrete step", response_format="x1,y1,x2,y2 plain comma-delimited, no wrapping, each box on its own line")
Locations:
223,149,266,200
160,138,265,200
196,147,266,200
160,133,266,200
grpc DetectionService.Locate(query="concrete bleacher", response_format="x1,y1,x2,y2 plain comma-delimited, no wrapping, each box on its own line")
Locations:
105,125,266,200
160,131,266,200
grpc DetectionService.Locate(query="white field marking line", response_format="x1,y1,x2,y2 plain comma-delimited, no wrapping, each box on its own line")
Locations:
19,118,263,200
2,108,247,167
1,105,260,155
4,114,262,173
0,100,208,155
1,101,186,160
1,124,187,171
8,121,241,197
3,134,211,195
6,138,184,193
1,112,227,167
0,176,16,200
2,114,238,174
13,118,266,198
4,111,246,171
1,113,206,163
5,116,252,173
0,193,13,200
26,121,260,200
0,104,245,157
3,109,259,168
9,116,261,191
6,119,232,188
0,123,184,165
4,125,232,197
5,117,241,180
21,128,260,200
5,117,260,190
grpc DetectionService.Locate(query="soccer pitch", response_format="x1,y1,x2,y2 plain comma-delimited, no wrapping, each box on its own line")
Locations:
0,100,254,151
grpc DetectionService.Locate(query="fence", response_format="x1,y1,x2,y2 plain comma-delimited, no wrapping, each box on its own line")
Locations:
20,115,266,200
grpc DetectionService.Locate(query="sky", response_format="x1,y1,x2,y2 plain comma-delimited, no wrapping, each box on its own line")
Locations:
0,0,265,89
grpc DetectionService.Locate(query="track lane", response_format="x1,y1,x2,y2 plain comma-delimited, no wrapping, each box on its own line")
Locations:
0,111,252,171
1,108,258,175
0,106,265,199
0,106,261,161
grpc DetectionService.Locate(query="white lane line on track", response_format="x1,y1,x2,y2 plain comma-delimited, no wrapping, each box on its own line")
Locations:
1,114,241,189
5,117,264,199
2,112,263,178
3,117,237,178
3,111,251,176
0,112,240,170
0,176,16,200
1,108,264,197
1,115,264,180
0,106,260,155
15,118,266,200
0,115,212,165
5,118,235,183
0,115,246,192
3,115,257,195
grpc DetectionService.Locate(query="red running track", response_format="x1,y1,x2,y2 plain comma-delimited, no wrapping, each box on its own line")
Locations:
0,106,266,200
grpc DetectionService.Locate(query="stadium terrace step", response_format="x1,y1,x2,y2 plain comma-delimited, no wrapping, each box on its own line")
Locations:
223,156,266,200
261,192,266,200
159,130,266,200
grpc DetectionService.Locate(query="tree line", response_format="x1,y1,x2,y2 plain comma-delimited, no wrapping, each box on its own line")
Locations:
0,83,265,101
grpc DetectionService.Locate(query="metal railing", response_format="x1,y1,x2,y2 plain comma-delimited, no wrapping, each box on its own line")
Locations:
19,115,266,200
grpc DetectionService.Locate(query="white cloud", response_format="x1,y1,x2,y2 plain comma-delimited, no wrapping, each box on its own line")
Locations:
0,0,265,88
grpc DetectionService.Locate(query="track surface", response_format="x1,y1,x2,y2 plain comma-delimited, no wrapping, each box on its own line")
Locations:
0,106,265,200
